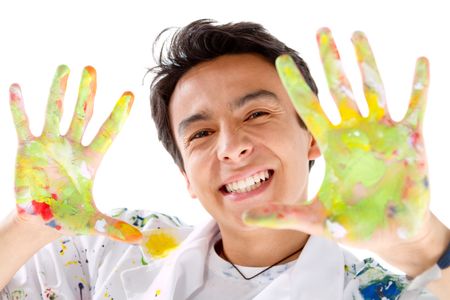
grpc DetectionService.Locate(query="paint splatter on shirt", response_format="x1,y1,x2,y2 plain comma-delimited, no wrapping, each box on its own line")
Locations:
1,209,434,299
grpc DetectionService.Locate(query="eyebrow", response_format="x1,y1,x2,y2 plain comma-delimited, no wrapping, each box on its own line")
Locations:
178,111,211,137
177,89,279,136
231,89,279,110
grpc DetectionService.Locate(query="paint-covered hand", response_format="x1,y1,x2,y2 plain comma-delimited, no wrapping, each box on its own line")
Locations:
244,29,430,245
10,65,142,243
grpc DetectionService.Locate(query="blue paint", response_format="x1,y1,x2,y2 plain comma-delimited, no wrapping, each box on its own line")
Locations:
78,282,84,300
359,276,403,300
423,176,429,188
46,220,58,228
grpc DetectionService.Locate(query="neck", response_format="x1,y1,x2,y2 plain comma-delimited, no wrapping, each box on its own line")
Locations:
217,224,309,267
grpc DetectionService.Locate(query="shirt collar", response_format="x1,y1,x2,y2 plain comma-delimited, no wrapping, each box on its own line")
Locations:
122,219,345,300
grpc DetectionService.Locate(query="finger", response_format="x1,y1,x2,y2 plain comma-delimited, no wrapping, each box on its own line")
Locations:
9,84,33,142
92,213,142,243
43,65,70,137
88,92,134,154
402,57,429,129
351,31,389,121
276,55,332,145
66,66,96,142
242,199,327,236
317,28,361,122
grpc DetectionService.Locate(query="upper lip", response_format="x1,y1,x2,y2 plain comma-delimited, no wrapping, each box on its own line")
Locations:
219,167,273,189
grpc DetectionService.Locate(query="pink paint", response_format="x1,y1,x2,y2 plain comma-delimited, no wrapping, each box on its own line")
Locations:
57,99,63,112
410,132,420,146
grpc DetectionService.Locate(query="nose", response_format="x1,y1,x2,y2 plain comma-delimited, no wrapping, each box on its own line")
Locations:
217,128,254,162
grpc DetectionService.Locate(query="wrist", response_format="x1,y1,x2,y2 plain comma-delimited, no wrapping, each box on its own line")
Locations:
378,213,450,277
4,209,62,248
0,210,62,289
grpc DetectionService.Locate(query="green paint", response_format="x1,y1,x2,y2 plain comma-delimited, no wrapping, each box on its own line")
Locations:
247,29,430,241
12,66,140,242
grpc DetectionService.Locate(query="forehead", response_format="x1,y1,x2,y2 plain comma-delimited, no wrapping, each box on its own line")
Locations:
169,53,282,124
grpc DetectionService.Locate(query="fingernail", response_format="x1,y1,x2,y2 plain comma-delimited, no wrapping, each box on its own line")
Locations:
56,65,70,77
83,66,97,77
9,84,21,99
121,92,134,113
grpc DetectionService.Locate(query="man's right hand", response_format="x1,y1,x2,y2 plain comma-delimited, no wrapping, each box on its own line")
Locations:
10,65,142,243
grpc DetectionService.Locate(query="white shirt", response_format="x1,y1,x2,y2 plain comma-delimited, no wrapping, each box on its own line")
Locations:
186,232,297,299
1,209,437,299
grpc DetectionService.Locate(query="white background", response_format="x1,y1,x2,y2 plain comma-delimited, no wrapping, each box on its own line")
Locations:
0,0,448,268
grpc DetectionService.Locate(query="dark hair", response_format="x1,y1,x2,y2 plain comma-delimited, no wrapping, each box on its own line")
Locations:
150,19,318,171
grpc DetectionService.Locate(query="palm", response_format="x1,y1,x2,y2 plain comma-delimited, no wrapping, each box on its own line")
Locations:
244,28,430,244
319,117,428,240
16,137,97,233
10,65,141,242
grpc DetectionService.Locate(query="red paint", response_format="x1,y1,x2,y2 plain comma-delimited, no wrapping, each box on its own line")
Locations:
51,193,58,200
83,101,88,113
411,132,420,146
31,200,54,221
55,225,62,230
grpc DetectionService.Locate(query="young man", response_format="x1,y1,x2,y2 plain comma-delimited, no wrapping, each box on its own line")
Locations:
1,20,449,299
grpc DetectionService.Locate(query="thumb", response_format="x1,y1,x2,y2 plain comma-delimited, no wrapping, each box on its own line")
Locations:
242,199,328,236
92,213,143,244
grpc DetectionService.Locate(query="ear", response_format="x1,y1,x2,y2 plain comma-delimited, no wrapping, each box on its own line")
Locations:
181,169,197,199
307,134,321,160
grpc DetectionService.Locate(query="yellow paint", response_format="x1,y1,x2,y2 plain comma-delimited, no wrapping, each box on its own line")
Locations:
76,276,88,286
144,231,179,259
319,31,329,45
60,242,67,256
65,260,79,266
344,265,349,272
338,101,360,121
366,90,386,120
155,289,161,296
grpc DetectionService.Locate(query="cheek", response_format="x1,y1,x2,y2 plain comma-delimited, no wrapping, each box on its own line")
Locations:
274,128,311,189
185,154,216,195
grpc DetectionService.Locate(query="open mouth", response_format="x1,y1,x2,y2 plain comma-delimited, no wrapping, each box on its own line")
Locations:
220,169,274,194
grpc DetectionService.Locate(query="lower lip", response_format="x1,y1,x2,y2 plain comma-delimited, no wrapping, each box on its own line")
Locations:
221,173,273,202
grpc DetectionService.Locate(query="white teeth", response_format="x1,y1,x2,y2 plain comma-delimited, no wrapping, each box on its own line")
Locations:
238,180,246,190
224,170,271,194
259,172,269,181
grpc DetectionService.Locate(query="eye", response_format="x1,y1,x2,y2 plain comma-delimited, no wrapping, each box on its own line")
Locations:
189,130,213,141
246,111,269,120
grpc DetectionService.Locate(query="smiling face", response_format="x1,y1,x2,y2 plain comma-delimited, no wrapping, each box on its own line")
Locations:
169,53,320,232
